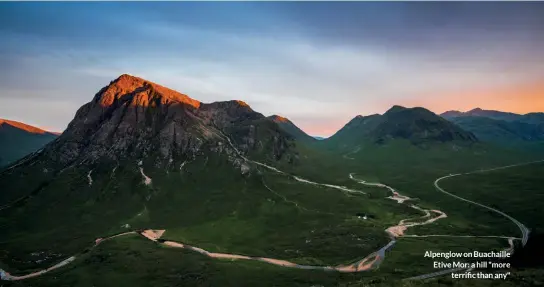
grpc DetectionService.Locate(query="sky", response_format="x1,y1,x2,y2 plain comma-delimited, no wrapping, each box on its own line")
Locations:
1,2,543,137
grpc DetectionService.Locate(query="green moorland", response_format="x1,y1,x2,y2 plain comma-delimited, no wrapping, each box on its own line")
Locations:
439,162,544,232
284,140,544,236
1,149,415,277
1,139,544,286
5,235,541,287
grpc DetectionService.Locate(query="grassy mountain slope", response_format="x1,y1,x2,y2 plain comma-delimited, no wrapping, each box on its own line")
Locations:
0,119,58,167
323,106,476,150
7,132,544,286
441,108,544,144
447,116,544,143
268,115,316,144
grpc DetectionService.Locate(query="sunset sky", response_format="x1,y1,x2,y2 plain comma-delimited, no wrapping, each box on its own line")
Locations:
1,2,543,137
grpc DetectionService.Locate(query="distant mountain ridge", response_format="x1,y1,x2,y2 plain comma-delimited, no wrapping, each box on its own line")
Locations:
326,105,477,147
0,119,59,167
440,108,544,143
441,108,544,124
0,119,59,135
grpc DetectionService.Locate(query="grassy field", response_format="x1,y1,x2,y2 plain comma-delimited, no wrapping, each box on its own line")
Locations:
439,162,544,232
0,150,418,276
7,235,541,287
1,140,543,286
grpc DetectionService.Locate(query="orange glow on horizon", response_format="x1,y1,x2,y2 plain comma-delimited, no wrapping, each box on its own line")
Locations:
407,80,544,115
302,80,544,137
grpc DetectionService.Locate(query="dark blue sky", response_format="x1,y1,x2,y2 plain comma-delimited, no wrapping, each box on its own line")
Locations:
1,2,543,135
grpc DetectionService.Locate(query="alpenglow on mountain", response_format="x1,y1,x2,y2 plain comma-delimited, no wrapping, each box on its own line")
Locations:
0,74,306,273
0,119,58,167
0,74,300,205
43,75,295,167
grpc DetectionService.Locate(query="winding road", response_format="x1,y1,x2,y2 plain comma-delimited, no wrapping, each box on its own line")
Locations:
405,159,544,281
435,173,530,246
433,160,544,247
0,159,446,280
1,141,541,281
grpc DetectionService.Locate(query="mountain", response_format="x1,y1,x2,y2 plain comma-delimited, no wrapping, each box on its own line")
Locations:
441,108,522,122
523,113,544,125
1,74,414,282
446,116,544,143
1,77,541,285
313,136,326,140
0,119,58,167
5,74,296,171
441,108,544,124
0,73,299,224
326,105,477,147
441,108,544,143
268,115,316,143
0,74,305,273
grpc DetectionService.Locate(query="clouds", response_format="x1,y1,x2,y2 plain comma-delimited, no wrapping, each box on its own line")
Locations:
0,2,543,135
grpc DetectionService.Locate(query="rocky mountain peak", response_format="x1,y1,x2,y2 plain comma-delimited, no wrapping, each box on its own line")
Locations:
12,74,295,172
93,74,201,109
234,100,250,107
269,115,290,123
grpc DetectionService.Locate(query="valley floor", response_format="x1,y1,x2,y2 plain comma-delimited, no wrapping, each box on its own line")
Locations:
1,141,543,286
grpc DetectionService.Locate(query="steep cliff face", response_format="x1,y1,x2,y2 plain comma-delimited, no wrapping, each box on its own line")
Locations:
47,75,205,165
